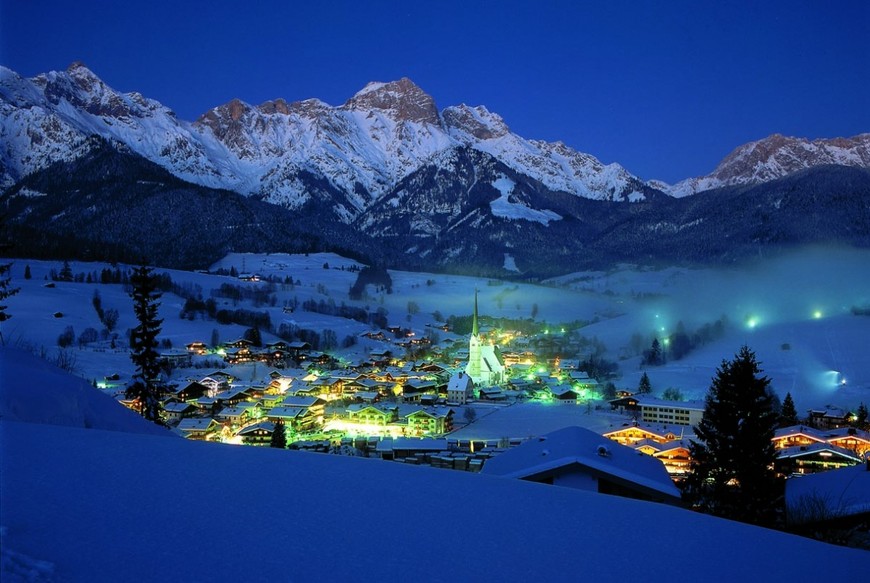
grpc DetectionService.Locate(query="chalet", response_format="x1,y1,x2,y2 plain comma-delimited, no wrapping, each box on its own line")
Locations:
775,443,863,476
369,349,392,366
772,426,827,450
551,385,580,404
401,379,438,401
177,417,221,441
259,393,286,410
162,401,198,423
480,426,682,505
404,408,453,436
603,423,681,446
237,421,277,446
216,406,250,426
185,341,208,355
305,351,333,366
807,407,851,430
311,376,343,398
282,396,326,422
652,440,693,478
224,346,253,364
346,404,398,427
171,381,211,402
199,376,229,394
267,406,319,432
286,342,311,359
823,427,870,456
224,339,254,350
266,341,291,352
214,387,251,407
773,425,870,457
447,373,474,405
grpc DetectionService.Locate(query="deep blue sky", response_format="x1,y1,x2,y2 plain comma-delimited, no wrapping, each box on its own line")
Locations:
2,1,868,182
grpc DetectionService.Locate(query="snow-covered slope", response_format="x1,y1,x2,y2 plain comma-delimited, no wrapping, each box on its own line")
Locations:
0,346,172,437
2,419,868,581
1,64,652,214
656,133,870,197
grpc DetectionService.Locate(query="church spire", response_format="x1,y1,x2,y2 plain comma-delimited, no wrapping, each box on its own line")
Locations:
472,289,479,337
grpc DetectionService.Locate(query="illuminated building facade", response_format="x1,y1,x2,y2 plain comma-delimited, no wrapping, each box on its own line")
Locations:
465,291,505,387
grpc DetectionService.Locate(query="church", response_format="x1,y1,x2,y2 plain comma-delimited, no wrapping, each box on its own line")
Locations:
465,291,505,386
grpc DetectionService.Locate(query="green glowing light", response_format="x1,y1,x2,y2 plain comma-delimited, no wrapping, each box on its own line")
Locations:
747,318,758,329
813,310,823,319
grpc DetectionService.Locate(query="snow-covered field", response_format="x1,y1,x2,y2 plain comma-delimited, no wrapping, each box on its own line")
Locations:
2,351,868,581
4,246,869,416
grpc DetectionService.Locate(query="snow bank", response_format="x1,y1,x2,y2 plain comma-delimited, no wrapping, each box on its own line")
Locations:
2,419,868,581
0,347,172,437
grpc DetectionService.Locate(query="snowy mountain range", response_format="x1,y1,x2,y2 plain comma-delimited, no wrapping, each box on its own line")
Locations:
0,63,652,215
2,62,869,274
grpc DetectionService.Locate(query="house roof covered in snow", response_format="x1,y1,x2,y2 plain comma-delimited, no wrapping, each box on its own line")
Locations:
481,425,681,501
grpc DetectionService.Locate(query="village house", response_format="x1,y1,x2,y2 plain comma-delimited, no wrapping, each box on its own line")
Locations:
169,381,212,402
216,405,251,427
404,408,453,436
447,372,474,405
236,421,277,446
346,404,398,427
603,423,682,446
775,443,864,476
266,406,307,431
773,425,870,457
608,395,704,427
806,407,851,430
162,401,198,423
185,341,208,355
481,426,682,505
177,417,221,441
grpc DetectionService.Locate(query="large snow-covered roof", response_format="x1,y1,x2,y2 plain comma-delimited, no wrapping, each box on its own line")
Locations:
481,425,681,500
787,463,870,523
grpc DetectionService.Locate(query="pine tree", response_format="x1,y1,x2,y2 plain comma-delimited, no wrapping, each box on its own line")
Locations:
779,392,799,427
637,372,652,394
0,260,20,344
59,260,73,282
686,346,781,526
270,420,287,449
126,266,164,423
23,264,31,280
643,338,663,366
243,325,262,347
853,402,868,430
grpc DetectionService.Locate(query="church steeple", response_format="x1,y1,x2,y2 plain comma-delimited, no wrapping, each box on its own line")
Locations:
472,289,479,337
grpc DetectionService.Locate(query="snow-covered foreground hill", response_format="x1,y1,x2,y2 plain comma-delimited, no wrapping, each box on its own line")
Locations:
2,419,868,581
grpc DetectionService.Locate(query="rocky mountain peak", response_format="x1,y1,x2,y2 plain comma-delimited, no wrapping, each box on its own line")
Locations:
258,98,290,115
712,133,870,183
443,104,510,141
343,77,440,125
195,98,255,139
